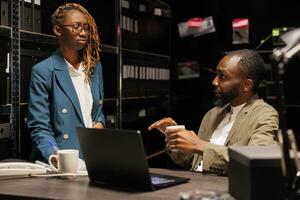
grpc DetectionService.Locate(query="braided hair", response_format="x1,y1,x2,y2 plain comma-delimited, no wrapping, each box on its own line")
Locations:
51,3,101,83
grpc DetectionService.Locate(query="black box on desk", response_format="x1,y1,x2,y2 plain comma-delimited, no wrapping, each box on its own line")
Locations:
228,145,285,200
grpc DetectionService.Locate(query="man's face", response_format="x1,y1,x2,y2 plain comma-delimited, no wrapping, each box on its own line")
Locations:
212,55,245,107
58,9,89,51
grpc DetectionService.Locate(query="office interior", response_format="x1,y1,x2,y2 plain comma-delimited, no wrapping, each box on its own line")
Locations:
0,0,300,199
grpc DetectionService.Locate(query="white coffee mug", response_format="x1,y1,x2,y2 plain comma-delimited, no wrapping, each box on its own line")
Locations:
165,125,185,133
48,149,79,174
165,125,185,152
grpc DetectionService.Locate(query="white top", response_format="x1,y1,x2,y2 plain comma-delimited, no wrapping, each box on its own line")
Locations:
66,59,93,128
196,103,246,172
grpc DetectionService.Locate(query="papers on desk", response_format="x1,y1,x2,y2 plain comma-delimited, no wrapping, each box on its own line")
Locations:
31,170,88,178
0,161,48,179
0,168,47,179
0,159,88,179
78,158,87,171
32,159,88,178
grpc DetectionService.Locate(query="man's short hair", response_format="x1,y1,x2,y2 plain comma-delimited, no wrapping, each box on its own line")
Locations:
227,49,266,93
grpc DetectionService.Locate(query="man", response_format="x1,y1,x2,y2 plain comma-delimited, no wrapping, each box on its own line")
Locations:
148,49,279,174
27,3,105,162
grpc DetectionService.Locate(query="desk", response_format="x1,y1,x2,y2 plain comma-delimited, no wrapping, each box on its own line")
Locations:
0,168,228,200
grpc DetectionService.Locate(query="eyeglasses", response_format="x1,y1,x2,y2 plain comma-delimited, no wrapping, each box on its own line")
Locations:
61,23,91,33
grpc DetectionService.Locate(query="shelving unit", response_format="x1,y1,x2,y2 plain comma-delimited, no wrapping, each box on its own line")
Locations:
0,0,171,162
81,0,172,129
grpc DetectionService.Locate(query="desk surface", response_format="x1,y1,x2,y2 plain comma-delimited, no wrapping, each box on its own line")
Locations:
0,168,228,200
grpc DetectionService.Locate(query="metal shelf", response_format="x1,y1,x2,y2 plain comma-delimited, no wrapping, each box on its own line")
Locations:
0,26,118,55
0,104,28,116
122,48,170,60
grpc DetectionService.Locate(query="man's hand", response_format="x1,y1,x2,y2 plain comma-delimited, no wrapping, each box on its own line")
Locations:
147,117,177,134
165,129,208,155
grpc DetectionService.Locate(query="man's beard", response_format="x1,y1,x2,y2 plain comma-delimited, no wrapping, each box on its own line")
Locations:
213,85,239,107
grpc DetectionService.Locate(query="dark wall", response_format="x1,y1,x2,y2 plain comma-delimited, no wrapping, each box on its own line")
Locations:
164,0,300,137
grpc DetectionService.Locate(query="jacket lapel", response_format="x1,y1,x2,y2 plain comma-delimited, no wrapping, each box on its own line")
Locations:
52,50,85,125
202,105,230,141
90,68,100,117
224,95,259,144
90,70,97,106
224,108,247,145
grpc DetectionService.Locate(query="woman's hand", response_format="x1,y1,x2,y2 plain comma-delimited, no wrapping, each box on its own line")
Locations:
93,122,104,129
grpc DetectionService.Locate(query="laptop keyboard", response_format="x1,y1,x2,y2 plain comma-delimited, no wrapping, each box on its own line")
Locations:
151,176,175,185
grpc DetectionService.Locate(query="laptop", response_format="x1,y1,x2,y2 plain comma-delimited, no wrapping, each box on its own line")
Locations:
76,127,190,191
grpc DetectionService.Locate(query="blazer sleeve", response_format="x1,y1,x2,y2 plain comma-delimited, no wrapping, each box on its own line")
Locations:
168,150,194,169
92,62,106,126
168,112,211,169
27,65,57,161
201,143,229,174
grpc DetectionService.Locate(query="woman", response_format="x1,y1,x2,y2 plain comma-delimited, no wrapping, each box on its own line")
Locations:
27,3,105,162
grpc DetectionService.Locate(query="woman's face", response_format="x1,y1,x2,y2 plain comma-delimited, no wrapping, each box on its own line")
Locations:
58,9,89,51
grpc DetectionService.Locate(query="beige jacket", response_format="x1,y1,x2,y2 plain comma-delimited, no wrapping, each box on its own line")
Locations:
169,95,279,174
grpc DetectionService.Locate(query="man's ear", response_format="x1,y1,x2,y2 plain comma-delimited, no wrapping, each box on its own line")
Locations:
243,79,253,92
53,25,61,36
